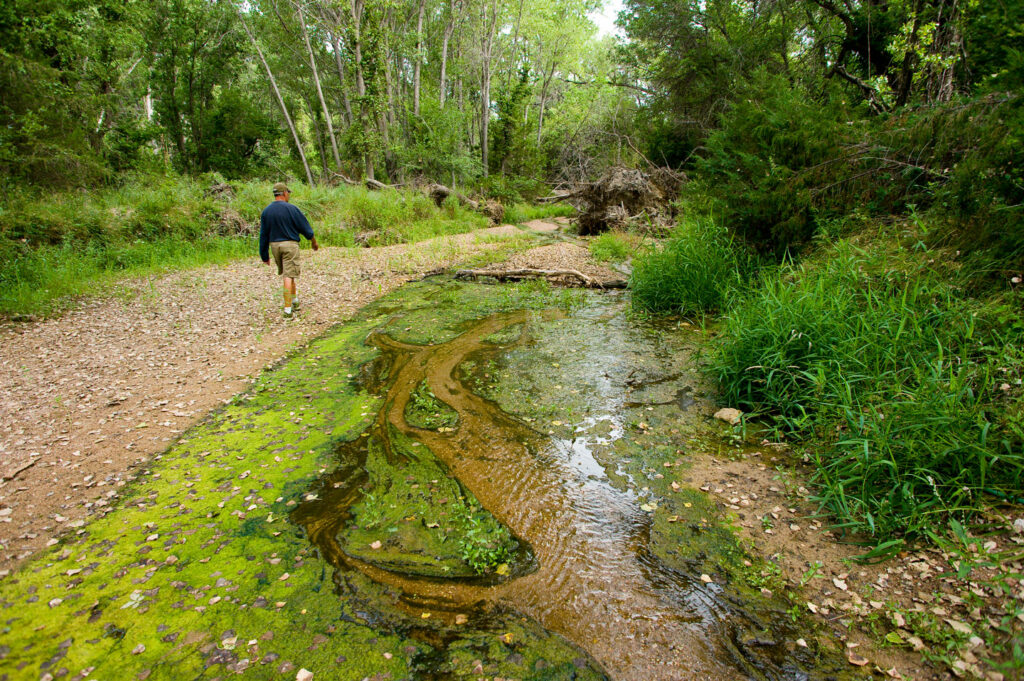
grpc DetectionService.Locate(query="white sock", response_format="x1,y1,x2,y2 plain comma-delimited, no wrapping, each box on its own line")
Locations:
284,306,292,313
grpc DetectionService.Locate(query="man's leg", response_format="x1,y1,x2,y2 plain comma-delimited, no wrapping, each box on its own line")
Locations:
290,278,298,309
283,276,294,315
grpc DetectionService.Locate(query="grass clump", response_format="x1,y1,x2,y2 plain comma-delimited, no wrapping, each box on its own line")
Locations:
588,231,633,263
630,218,755,315
503,202,575,225
710,235,1024,545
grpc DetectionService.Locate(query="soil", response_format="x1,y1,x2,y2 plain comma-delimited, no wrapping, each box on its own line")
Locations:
677,442,1023,681
1,220,1020,680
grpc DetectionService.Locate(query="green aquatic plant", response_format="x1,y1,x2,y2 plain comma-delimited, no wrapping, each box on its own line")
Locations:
404,380,459,430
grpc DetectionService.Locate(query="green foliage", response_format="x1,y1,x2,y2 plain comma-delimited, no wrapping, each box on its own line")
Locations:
695,76,857,257
0,176,491,316
451,501,514,574
404,380,459,430
337,187,488,245
710,238,1024,540
588,231,631,263
489,68,535,176
201,88,282,178
630,218,755,314
503,202,575,225
476,174,548,204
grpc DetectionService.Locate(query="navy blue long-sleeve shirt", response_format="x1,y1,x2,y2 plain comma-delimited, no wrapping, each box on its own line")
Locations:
259,201,315,262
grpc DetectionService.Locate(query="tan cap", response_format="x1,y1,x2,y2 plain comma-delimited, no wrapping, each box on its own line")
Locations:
272,182,290,195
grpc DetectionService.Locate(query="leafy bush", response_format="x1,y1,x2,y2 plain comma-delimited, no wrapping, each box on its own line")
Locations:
710,239,1024,543
695,75,856,257
630,218,755,314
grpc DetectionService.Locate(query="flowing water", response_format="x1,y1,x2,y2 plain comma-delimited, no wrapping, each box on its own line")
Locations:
292,285,831,680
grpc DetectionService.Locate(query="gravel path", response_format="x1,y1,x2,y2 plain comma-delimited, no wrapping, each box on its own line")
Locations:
0,222,616,573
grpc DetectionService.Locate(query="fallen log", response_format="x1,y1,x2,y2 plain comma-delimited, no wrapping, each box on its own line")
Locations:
427,183,479,210
365,178,392,191
455,268,627,289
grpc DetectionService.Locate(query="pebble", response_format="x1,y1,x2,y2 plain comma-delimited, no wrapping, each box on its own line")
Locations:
296,669,313,681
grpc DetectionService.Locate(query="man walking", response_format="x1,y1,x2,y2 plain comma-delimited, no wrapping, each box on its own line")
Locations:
259,182,319,318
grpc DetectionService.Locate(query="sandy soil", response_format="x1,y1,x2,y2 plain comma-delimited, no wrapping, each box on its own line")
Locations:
678,444,1021,681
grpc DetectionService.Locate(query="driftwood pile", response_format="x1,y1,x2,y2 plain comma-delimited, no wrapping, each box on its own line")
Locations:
204,182,257,237
541,166,685,235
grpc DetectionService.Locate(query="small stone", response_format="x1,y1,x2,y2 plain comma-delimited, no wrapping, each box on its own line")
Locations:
846,651,869,666
296,669,313,681
454,614,468,625
132,644,145,655
713,408,742,425
795,638,807,648
700,574,713,584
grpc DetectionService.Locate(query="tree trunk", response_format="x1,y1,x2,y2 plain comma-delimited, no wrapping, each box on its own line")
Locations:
413,0,426,116
297,3,342,170
348,0,375,179
479,0,499,176
238,12,315,186
439,0,457,108
537,59,557,146
330,34,354,125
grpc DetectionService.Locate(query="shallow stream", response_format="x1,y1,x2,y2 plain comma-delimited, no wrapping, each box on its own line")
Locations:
292,280,838,680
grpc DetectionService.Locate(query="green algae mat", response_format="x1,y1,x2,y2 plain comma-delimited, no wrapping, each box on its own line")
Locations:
0,278,853,681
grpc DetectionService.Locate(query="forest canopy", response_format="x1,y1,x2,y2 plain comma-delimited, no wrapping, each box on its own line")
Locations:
0,0,1020,261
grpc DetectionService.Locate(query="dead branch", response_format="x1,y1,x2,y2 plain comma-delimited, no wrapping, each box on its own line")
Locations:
455,268,627,289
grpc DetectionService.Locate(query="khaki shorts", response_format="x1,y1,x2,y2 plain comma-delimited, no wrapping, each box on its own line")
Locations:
270,241,300,278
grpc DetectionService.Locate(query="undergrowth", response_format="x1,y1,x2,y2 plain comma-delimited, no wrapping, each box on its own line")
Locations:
503,202,575,225
709,228,1024,546
0,174,490,316
588,231,633,263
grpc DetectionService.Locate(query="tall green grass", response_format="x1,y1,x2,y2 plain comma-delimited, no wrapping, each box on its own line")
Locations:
710,240,1024,544
503,202,575,225
0,175,491,316
630,218,756,315
588,231,633,263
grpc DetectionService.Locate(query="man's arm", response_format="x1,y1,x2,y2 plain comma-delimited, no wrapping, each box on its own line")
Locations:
294,207,315,243
258,211,271,263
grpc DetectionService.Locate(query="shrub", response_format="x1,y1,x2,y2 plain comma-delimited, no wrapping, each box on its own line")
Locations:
695,74,856,257
630,218,755,314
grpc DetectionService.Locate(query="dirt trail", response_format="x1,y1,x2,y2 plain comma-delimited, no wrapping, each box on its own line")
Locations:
0,222,617,573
